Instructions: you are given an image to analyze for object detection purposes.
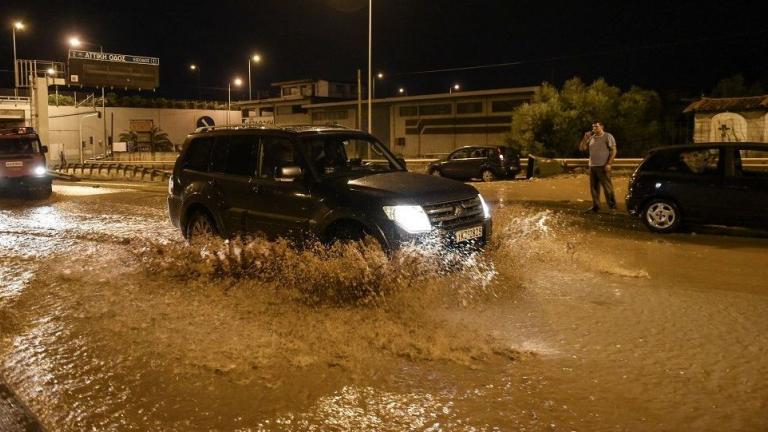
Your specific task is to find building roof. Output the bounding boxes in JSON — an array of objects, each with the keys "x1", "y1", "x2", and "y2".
[
  {"x1": 270, "y1": 78, "x2": 354, "y2": 87},
  {"x1": 303, "y1": 86, "x2": 540, "y2": 109},
  {"x1": 683, "y1": 95, "x2": 768, "y2": 113}
]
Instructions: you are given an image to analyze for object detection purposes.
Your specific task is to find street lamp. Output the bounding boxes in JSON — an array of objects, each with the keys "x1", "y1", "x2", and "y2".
[
  {"x1": 398, "y1": 87, "x2": 407, "y2": 96},
  {"x1": 248, "y1": 53, "x2": 261, "y2": 100},
  {"x1": 190, "y1": 64, "x2": 201, "y2": 99},
  {"x1": 228, "y1": 78, "x2": 243, "y2": 124},
  {"x1": 12, "y1": 21, "x2": 25, "y2": 97},
  {"x1": 450, "y1": 83, "x2": 461, "y2": 94}
]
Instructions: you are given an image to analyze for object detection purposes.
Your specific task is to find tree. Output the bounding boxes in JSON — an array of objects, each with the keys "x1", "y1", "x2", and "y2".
[
  {"x1": 506, "y1": 77, "x2": 663, "y2": 157},
  {"x1": 148, "y1": 126, "x2": 173, "y2": 152},
  {"x1": 118, "y1": 127, "x2": 173, "y2": 153}
]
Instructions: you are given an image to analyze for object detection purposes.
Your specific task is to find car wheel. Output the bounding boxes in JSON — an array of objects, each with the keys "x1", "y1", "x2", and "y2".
[
  {"x1": 642, "y1": 199, "x2": 681, "y2": 233},
  {"x1": 429, "y1": 168, "x2": 442, "y2": 177},
  {"x1": 186, "y1": 210, "x2": 218, "y2": 243},
  {"x1": 481, "y1": 169, "x2": 496, "y2": 182}
]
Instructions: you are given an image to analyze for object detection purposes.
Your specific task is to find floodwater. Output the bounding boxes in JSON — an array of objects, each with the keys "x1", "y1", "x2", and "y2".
[{"x1": 1, "y1": 177, "x2": 767, "y2": 431}]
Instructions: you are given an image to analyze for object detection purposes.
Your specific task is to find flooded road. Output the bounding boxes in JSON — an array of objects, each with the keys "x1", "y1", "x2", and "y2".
[{"x1": 1, "y1": 177, "x2": 767, "y2": 431}]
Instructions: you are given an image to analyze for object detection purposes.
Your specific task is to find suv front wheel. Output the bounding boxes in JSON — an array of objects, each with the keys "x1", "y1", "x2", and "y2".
[
  {"x1": 186, "y1": 210, "x2": 218, "y2": 242},
  {"x1": 642, "y1": 199, "x2": 681, "y2": 233}
]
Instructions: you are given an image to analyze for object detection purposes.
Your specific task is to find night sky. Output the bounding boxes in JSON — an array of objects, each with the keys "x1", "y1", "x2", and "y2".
[{"x1": 2, "y1": 0, "x2": 766, "y2": 100}]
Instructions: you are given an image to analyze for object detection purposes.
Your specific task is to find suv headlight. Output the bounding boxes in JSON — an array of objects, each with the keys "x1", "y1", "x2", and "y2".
[
  {"x1": 33, "y1": 165, "x2": 47, "y2": 176},
  {"x1": 478, "y1": 194, "x2": 490, "y2": 219},
  {"x1": 168, "y1": 175, "x2": 174, "y2": 195},
  {"x1": 383, "y1": 205, "x2": 432, "y2": 233}
]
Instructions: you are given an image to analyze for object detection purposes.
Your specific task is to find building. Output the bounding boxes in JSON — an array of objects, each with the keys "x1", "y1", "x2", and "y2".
[
  {"x1": 240, "y1": 81, "x2": 539, "y2": 157},
  {"x1": 240, "y1": 79, "x2": 357, "y2": 124},
  {"x1": 684, "y1": 95, "x2": 768, "y2": 143}
]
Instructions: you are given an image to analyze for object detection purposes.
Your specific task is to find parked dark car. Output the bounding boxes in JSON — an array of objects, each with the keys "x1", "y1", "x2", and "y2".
[
  {"x1": 427, "y1": 146, "x2": 521, "y2": 182},
  {"x1": 168, "y1": 125, "x2": 492, "y2": 251},
  {"x1": 626, "y1": 142, "x2": 768, "y2": 233}
]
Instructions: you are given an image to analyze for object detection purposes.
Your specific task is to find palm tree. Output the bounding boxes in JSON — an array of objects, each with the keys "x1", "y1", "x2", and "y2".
[
  {"x1": 118, "y1": 127, "x2": 173, "y2": 152},
  {"x1": 149, "y1": 127, "x2": 173, "y2": 152},
  {"x1": 118, "y1": 130, "x2": 139, "y2": 151}
]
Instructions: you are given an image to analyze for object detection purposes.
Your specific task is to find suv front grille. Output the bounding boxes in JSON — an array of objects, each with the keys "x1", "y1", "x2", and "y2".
[{"x1": 423, "y1": 196, "x2": 484, "y2": 231}]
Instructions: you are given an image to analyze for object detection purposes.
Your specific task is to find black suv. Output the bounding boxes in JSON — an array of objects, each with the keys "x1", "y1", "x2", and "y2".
[
  {"x1": 167, "y1": 125, "x2": 492, "y2": 250},
  {"x1": 626, "y1": 142, "x2": 768, "y2": 233},
  {"x1": 427, "y1": 146, "x2": 521, "y2": 182}
]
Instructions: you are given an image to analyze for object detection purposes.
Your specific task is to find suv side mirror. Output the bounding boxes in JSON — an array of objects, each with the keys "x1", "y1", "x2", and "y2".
[
  {"x1": 279, "y1": 166, "x2": 303, "y2": 181},
  {"x1": 41, "y1": 145, "x2": 49, "y2": 153}
]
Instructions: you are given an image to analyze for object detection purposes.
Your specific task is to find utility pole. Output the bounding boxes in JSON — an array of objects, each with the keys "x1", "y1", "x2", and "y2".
[
  {"x1": 367, "y1": 0, "x2": 372, "y2": 133},
  {"x1": 357, "y1": 69, "x2": 362, "y2": 129}
]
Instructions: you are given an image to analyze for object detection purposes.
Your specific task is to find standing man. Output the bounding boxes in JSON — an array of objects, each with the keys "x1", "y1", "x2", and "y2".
[{"x1": 579, "y1": 121, "x2": 617, "y2": 213}]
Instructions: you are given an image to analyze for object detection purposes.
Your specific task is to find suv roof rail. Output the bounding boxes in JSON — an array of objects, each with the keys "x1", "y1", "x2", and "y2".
[
  {"x1": 193, "y1": 122, "x2": 358, "y2": 134},
  {"x1": 193, "y1": 123, "x2": 281, "y2": 134}
]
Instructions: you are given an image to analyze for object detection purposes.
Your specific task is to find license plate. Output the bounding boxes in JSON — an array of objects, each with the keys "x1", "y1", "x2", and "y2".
[
  {"x1": 455, "y1": 226, "x2": 483, "y2": 242},
  {"x1": 5, "y1": 161, "x2": 23, "y2": 167}
]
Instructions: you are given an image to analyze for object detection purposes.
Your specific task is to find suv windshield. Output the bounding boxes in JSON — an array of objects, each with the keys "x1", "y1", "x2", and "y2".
[
  {"x1": 0, "y1": 138, "x2": 40, "y2": 156},
  {"x1": 301, "y1": 134, "x2": 402, "y2": 178}
]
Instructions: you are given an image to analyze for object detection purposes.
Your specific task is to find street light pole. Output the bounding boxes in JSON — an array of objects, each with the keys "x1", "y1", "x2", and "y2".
[
  {"x1": 12, "y1": 21, "x2": 25, "y2": 97},
  {"x1": 71, "y1": 37, "x2": 108, "y2": 155},
  {"x1": 228, "y1": 78, "x2": 243, "y2": 124},
  {"x1": 367, "y1": 0, "x2": 372, "y2": 133},
  {"x1": 248, "y1": 54, "x2": 261, "y2": 101},
  {"x1": 190, "y1": 64, "x2": 201, "y2": 99}
]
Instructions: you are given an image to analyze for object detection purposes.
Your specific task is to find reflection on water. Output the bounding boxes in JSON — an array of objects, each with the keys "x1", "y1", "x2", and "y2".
[{"x1": 1, "y1": 184, "x2": 768, "y2": 431}]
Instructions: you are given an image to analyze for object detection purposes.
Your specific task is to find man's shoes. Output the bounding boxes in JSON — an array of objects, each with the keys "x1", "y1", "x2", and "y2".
[{"x1": 583, "y1": 206, "x2": 600, "y2": 214}]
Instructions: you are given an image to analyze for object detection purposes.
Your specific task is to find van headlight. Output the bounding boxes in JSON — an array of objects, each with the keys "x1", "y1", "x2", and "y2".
[
  {"x1": 478, "y1": 194, "x2": 490, "y2": 219},
  {"x1": 383, "y1": 205, "x2": 432, "y2": 234},
  {"x1": 33, "y1": 165, "x2": 47, "y2": 177}
]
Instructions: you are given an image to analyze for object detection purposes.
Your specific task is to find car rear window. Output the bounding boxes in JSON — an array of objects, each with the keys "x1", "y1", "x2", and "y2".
[{"x1": 642, "y1": 148, "x2": 721, "y2": 175}]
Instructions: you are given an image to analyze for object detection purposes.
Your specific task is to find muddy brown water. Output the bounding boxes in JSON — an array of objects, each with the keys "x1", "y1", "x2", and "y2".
[{"x1": 1, "y1": 179, "x2": 767, "y2": 431}]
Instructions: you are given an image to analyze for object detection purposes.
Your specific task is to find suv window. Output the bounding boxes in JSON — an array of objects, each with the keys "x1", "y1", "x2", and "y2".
[
  {"x1": 302, "y1": 134, "x2": 398, "y2": 178},
  {"x1": 260, "y1": 137, "x2": 295, "y2": 179},
  {"x1": 736, "y1": 149, "x2": 768, "y2": 177},
  {"x1": 225, "y1": 135, "x2": 258, "y2": 176},
  {"x1": 184, "y1": 137, "x2": 214, "y2": 171}
]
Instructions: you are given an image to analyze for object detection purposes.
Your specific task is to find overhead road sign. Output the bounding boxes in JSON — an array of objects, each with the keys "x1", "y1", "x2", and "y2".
[{"x1": 67, "y1": 49, "x2": 160, "y2": 90}]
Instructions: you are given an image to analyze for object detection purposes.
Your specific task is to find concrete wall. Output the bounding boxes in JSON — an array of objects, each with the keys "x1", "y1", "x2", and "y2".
[{"x1": 46, "y1": 106, "x2": 240, "y2": 163}]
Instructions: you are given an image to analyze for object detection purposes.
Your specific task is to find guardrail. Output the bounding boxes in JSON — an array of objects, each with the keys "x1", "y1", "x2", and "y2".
[
  {"x1": 52, "y1": 162, "x2": 171, "y2": 182},
  {"x1": 57, "y1": 157, "x2": 767, "y2": 183}
]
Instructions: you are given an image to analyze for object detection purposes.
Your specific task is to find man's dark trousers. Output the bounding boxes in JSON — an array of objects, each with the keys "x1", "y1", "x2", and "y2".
[{"x1": 589, "y1": 166, "x2": 616, "y2": 209}]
